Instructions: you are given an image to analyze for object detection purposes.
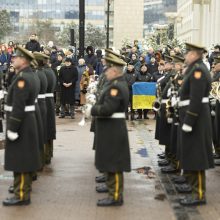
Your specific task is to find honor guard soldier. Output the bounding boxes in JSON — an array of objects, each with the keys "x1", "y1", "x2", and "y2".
[
  {"x1": 43, "y1": 56, "x2": 56, "y2": 165},
  {"x1": 159, "y1": 56, "x2": 180, "y2": 174},
  {"x1": 156, "y1": 55, "x2": 174, "y2": 168},
  {"x1": 178, "y1": 43, "x2": 214, "y2": 206},
  {"x1": 93, "y1": 74, "x2": 109, "y2": 184},
  {"x1": 155, "y1": 55, "x2": 173, "y2": 144},
  {"x1": 3, "y1": 46, "x2": 41, "y2": 206},
  {"x1": 166, "y1": 55, "x2": 185, "y2": 174},
  {"x1": 33, "y1": 52, "x2": 49, "y2": 168},
  {"x1": 90, "y1": 52, "x2": 131, "y2": 206},
  {"x1": 167, "y1": 56, "x2": 193, "y2": 192},
  {"x1": 30, "y1": 59, "x2": 43, "y2": 177},
  {"x1": 94, "y1": 49, "x2": 120, "y2": 185}
]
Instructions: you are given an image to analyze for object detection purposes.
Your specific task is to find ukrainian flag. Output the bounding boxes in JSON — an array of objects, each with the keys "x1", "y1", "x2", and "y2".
[{"x1": 132, "y1": 82, "x2": 156, "y2": 109}]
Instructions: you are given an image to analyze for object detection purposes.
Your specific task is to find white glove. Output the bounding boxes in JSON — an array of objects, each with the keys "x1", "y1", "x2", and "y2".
[
  {"x1": 167, "y1": 88, "x2": 171, "y2": 97},
  {"x1": 7, "y1": 130, "x2": 19, "y2": 141},
  {"x1": 171, "y1": 96, "x2": 178, "y2": 107},
  {"x1": 0, "y1": 90, "x2": 4, "y2": 99},
  {"x1": 84, "y1": 104, "x2": 92, "y2": 119},
  {"x1": 167, "y1": 117, "x2": 173, "y2": 124},
  {"x1": 182, "y1": 124, "x2": 192, "y2": 133},
  {"x1": 211, "y1": 110, "x2": 216, "y2": 116}
]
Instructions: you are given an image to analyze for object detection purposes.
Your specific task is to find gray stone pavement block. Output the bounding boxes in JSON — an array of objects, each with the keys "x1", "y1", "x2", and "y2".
[{"x1": 0, "y1": 116, "x2": 217, "y2": 220}]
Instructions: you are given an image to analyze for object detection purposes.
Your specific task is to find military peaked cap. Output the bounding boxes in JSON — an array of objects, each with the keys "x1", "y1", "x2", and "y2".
[
  {"x1": 185, "y1": 43, "x2": 206, "y2": 52},
  {"x1": 104, "y1": 51, "x2": 127, "y2": 67},
  {"x1": 13, "y1": 45, "x2": 35, "y2": 61},
  {"x1": 33, "y1": 52, "x2": 49, "y2": 61},
  {"x1": 172, "y1": 55, "x2": 185, "y2": 64}
]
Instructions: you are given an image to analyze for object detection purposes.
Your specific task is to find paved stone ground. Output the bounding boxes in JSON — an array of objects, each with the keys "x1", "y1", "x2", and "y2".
[{"x1": 0, "y1": 114, "x2": 219, "y2": 220}]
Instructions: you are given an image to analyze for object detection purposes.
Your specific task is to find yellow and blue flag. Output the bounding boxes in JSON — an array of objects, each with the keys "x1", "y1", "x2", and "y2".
[{"x1": 132, "y1": 82, "x2": 156, "y2": 109}]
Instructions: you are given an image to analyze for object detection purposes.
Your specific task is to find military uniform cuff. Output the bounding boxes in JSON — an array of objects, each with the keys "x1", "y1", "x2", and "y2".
[
  {"x1": 8, "y1": 117, "x2": 21, "y2": 132},
  {"x1": 91, "y1": 105, "x2": 101, "y2": 116},
  {"x1": 184, "y1": 111, "x2": 198, "y2": 127}
]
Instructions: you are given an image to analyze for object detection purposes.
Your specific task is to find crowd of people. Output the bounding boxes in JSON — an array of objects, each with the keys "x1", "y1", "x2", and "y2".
[{"x1": 1, "y1": 34, "x2": 220, "y2": 122}]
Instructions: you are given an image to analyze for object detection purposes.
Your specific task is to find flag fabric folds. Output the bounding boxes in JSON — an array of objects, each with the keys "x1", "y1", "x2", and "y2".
[{"x1": 132, "y1": 82, "x2": 156, "y2": 109}]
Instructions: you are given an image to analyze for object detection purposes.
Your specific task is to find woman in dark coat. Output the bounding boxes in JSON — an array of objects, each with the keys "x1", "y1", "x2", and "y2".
[
  {"x1": 130, "y1": 53, "x2": 141, "y2": 72},
  {"x1": 84, "y1": 46, "x2": 97, "y2": 69},
  {"x1": 59, "y1": 57, "x2": 78, "y2": 118}
]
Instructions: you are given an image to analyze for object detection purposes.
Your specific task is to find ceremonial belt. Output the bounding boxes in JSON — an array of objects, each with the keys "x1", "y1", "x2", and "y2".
[
  {"x1": 38, "y1": 94, "x2": 46, "y2": 99},
  {"x1": 45, "y1": 93, "x2": 54, "y2": 98},
  {"x1": 97, "y1": 113, "x2": 126, "y2": 119},
  {"x1": 178, "y1": 97, "x2": 209, "y2": 107},
  {"x1": 161, "y1": 99, "x2": 169, "y2": 104},
  {"x1": 4, "y1": 105, "x2": 36, "y2": 112}
]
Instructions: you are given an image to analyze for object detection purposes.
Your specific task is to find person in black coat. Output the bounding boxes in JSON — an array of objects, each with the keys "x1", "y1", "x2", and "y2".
[
  {"x1": 84, "y1": 46, "x2": 97, "y2": 69},
  {"x1": 96, "y1": 49, "x2": 102, "y2": 63},
  {"x1": 147, "y1": 57, "x2": 159, "y2": 75},
  {"x1": 50, "y1": 46, "x2": 58, "y2": 68},
  {"x1": 95, "y1": 56, "x2": 106, "y2": 76},
  {"x1": 208, "y1": 45, "x2": 220, "y2": 67},
  {"x1": 136, "y1": 64, "x2": 152, "y2": 119},
  {"x1": 139, "y1": 54, "x2": 146, "y2": 65},
  {"x1": 130, "y1": 53, "x2": 141, "y2": 72},
  {"x1": 25, "y1": 34, "x2": 41, "y2": 52},
  {"x1": 152, "y1": 62, "x2": 165, "y2": 82},
  {"x1": 59, "y1": 58, "x2": 78, "y2": 119},
  {"x1": 51, "y1": 53, "x2": 64, "y2": 115},
  {"x1": 66, "y1": 48, "x2": 78, "y2": 66},
  {"x1": 95, "y1": 50, "x2": 103, "y2": 75},
  {"x1": 124, "y1": 63, "x2": 138, "y2": 120}
]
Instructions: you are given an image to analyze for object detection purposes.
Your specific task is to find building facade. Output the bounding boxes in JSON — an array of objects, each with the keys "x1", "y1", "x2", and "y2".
[
  {"x1": 176, "y1": 0, "x2": 220, "y2": 48},
  {"x1": 0, "y1": 0, "x2": 105, "y2": 33},
  {"x1": 144, "y1": 0, "x2": 177, "y2": 34},
  {"x1": 1, "y1": 0, "x2": 146, "y2": 49},
  {"x1": 107, "y1": 0, "x2": 144, "y2": 49}
]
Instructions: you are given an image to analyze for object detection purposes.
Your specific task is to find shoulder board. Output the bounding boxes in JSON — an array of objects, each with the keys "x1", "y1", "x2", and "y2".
[
  {"x1": 194, "y1": 71, "x2": 202, "y2": 79},
  {"x1": 17, "y1": 79, "x2": 25, "y2": 89},
  {"x1": 110, "y1": 88, "x2": 118, "y2": 97}
]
